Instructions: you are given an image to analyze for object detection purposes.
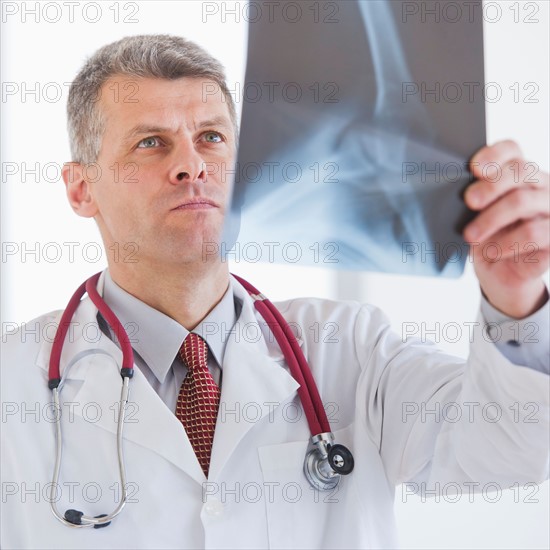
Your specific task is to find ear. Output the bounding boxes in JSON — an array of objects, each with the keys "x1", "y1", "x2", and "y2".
[{"x1": 62, "y1": 162, "x2": 98, "y2": 218}]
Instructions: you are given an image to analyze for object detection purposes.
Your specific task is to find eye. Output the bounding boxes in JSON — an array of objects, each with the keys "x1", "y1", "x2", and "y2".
[
  {"x1": 137, "y1": 136, "x2": 162, "y2": 148},
  {"x1": 202, "y1": 131, "x2": 223, "y2": 143}
]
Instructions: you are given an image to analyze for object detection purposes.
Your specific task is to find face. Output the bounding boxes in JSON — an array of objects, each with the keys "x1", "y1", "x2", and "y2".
[{"x1": 80, "y1": 76, "x2": 236, "y2": 268}]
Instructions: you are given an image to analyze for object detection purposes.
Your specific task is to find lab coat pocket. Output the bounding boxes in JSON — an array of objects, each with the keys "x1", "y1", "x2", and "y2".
[{"x1": 258, "y1": 424, "x2": 368, "y2": 550}]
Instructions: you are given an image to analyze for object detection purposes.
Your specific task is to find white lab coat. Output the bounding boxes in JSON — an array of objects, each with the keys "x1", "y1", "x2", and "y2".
[{"x1": 1, "y1": 271, "x2": 548, "y2": 549}]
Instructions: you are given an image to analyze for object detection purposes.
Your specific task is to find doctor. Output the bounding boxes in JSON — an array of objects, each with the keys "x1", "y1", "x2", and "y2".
[{"x1": 1, "y1": 34, "x2": 549, "y2": 549}]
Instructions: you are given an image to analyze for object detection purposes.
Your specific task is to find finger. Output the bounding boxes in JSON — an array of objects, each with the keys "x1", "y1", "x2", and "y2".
[
  {"x1": 464, "y1": 187, "x2": 549, "y2": 242},
  {"x1": 470, "y1": 140, "x2": 523, "y2": 179},
  {"x1": 481, "y1": 218, "x2": 550, "y2": 260},
  {"x1": 465, "y1": 158, "x2": 545, "y2": 210}
]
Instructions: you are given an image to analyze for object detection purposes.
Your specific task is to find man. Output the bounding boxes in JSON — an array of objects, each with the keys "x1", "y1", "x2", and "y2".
[{"x1": 1, "y1": 34, "x2": 548, "y2": 549}]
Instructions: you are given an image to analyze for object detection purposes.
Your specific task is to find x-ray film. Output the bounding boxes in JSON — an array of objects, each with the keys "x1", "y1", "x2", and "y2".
[{"x1": 224, "y1": 0, "x2": 486, "y2": 276}]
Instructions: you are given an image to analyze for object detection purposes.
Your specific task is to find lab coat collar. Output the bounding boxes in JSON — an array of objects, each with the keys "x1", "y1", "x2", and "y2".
[{"x1": 35, "y1": 270, "x2": 302, "y2": 485}]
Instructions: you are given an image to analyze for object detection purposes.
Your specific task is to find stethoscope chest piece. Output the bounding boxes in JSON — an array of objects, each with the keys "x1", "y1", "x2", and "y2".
[
  {"x1": 303, "y1": 433, "x2": 354, "y2": 491},
  {"x1": 327, "y1": 444, "x2": 355, "y2": 475}
]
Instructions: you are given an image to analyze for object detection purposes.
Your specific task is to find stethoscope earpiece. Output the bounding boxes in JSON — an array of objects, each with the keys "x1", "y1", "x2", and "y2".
[
  {"x1": 64, "y1": 509, "x2": 112, "y2": 529},
  {"x1": 64, "y1": 509, "x2": 83, "y2": 525}
]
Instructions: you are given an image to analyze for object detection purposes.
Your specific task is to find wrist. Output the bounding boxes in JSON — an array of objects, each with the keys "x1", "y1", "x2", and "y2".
[{"x1": 481, "y1": 279, "x2": 548, "y2": 319}]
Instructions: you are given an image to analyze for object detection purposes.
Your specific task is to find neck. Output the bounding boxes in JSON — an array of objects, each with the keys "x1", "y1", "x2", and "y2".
[{"x1": 108, "y1": 260, "x2": 230, "y2": 330}]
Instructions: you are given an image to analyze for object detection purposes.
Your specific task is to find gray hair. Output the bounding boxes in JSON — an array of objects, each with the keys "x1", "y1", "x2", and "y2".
[{"x1": 67, "y1": 34, "x2": 237, "y2": 165}]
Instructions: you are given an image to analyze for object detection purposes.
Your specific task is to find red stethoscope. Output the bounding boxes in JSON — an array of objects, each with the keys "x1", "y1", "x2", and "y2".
[{"x1": 48, "y1": 271, "x2": 354, "y2": 528}]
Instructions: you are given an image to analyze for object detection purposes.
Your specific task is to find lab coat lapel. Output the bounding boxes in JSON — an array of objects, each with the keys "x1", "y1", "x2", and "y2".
[
  {"x1": 208, "y1": 279, "x2": 301, "y2": 481},
  {"x1": 35, "y1": 271, "x2": 206, "y2": 485},
  {"x1": 69, "y1": 344, "x2": 206, "y2": 485}
]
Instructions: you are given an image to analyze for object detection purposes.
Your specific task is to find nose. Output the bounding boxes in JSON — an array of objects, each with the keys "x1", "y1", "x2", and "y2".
[{"x1": 169, "y1": 140, "x2": 208, "y2": 185}]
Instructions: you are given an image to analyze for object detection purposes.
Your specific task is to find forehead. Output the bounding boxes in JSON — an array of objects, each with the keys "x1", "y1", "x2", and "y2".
[{"x1": 98, "y1": 76, "x2": 232, "y2": 130}]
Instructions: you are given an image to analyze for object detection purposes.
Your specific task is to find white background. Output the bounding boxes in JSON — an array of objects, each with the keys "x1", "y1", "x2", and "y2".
[{"x1": 1, "y1": 1, "x2": 548, "y2": 548}]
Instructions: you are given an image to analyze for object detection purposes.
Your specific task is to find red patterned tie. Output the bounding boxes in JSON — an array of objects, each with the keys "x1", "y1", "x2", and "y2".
[{"x1": 175, "y1": 333, "x2": 220, "y2": 477}]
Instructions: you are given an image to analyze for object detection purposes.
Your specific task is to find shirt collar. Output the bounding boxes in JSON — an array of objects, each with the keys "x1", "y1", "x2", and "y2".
[{"x1": 101, "y1": 269, "x2": 237, "y2": 384}]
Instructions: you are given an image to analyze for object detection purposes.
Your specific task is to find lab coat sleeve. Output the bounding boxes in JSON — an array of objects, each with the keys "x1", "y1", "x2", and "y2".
[{"x1": 358, "y1": 303, "x2": 550, "y2": 491}]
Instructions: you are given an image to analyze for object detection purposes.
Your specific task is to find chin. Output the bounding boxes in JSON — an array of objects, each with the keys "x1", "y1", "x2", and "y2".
[
  {"x1": 145, "y1": 225, "x2": 223, "y2": 261},
  {"x1": 158, "y1": 240, "x2": 222, "y2": 266}
]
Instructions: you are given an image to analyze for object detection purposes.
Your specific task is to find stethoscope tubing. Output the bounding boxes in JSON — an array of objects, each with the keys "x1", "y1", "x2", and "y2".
[
  {"x1": 48, "y1": 272, "x2": 135, "y2": 527},
  {"x1": 231, "y1": 274, "x2": 331, "y2": 435},
  {"x1": 86, "y1": 273, "x2": 135, "y2": 372},
  {"x1": 49, "y1": 378, "x2": 131, "y2": 527},
  {"x1": 49, "y1": 273, "x2": 135, "y2": 385}
]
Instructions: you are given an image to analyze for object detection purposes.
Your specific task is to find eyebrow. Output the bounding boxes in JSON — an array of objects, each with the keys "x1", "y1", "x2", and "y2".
[
  {"x1": 122, "y1": 117, "x2": 233, "y2": 143},
  {"x1": 197, "y1": 116, "x2": 233, "y2": 131}
]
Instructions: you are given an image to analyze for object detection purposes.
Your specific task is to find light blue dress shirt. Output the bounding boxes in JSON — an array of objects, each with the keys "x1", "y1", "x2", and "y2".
[{"x1": 480, "y1": 291, "x2": 549, "y2": 375}]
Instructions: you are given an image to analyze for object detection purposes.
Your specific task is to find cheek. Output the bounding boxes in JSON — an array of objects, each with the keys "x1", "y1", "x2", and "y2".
[
  {"x1": 92, "y1": 177, "x2": 142, "y2": 231},
  {"x1": 96, "y1": 161, "x2": 155, "y2": 203}
]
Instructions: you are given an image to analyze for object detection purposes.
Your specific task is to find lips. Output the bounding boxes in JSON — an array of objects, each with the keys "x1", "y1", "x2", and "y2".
[{"x1": 171, "y1": 198, "x2": 219, "y2": 210}]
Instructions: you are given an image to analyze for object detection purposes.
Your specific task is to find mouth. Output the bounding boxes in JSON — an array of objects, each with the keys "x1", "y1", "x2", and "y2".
[{"x1": 171, "y1": 198, "x2": 219, "y2": 211}]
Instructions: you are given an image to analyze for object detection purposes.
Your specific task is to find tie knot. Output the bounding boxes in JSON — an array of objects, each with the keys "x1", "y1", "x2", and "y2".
[{"x1": 179, "y1": 333, "x2": 208, "y2": 373}]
